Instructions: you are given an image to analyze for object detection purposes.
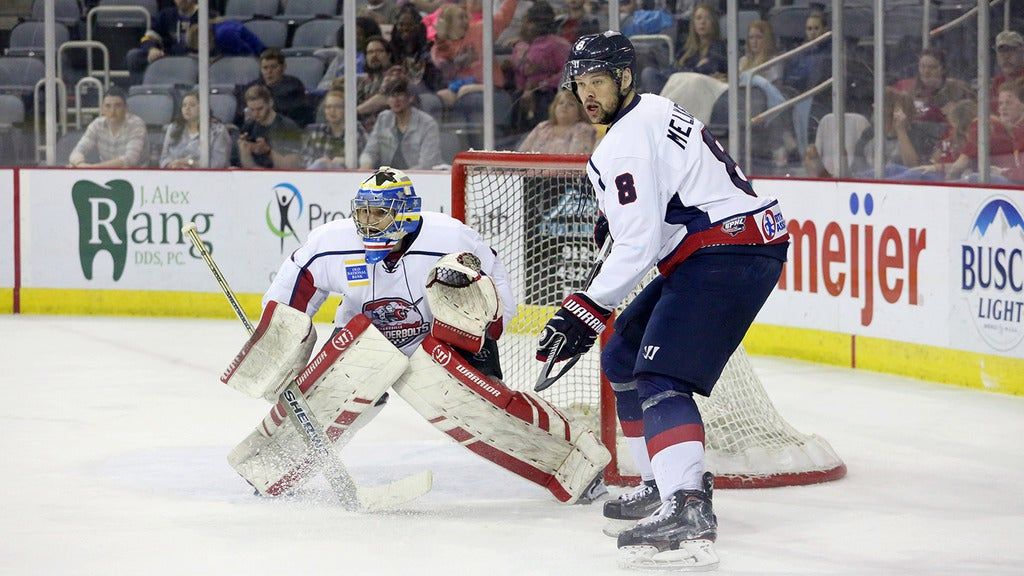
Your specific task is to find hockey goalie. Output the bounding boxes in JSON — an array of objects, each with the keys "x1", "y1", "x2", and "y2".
[{"x1": 220, "y1": 167, "x2": 609, "y2": 505}]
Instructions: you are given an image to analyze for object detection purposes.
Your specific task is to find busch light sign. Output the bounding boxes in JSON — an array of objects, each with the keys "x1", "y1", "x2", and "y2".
[{"x1": 960, "y1": 196, "x2": 1024, "y2": 351}]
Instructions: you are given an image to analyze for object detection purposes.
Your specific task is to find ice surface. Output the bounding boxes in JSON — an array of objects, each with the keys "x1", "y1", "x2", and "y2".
[{"x1": 1, "y1": 315, "x2": 1022, "y2": 575}]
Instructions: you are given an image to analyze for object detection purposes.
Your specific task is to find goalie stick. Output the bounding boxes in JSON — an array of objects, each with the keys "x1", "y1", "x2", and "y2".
[
  {"x1": 182, "y1": 223, "x2": 432, "y2": 512},
  {"x1": 535, "y1": 238, "x2": 613, "y2": 392}
]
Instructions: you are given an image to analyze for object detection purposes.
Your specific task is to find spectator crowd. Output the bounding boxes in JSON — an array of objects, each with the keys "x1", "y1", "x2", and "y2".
[{"x1": 0, "y1": 0, "x2": 1021, "y2": 183}]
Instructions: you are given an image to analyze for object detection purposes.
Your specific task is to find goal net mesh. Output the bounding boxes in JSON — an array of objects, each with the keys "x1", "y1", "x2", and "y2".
[{"x1": 454, "y1": 152, "x2": 845, "y2": 488}]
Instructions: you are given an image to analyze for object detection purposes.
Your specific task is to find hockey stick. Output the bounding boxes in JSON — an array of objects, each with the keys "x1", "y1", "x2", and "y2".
[
  {"x1": 182, "y1": 223, "x2": 432, "y2": 512},
  {"x1": 535, "y1": 238, "x2": 613, "y2": 392}
]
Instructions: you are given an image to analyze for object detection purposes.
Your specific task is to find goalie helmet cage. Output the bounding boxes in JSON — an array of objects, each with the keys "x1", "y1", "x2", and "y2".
[{"x1": 451, "y1": 151, "x2": 846, "y2": 489}]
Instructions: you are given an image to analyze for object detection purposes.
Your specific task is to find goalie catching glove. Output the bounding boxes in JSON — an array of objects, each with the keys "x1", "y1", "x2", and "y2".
[
  {"x1": 425, "y1": 252, "x2": 502, "y2": 353},
  {"x1": 536, "y1": 292, "x2": 612, "y2": 362}
]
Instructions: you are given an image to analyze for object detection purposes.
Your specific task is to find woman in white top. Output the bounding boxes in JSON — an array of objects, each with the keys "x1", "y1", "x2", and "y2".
[{"x1": 159, "y1": 91, "x2": 231, "y2": 169}]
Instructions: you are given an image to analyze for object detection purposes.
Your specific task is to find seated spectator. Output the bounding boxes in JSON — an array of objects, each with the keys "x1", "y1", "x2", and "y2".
[
  {"x1": 892, "y1": 49, "x2": 974, "y2": 125},
  {"x1": 68, "y1": 89, "x2": 147, "y2": 168},
  {"x1": 360, "y1": 78, "x2": 443, "y2": 169},
  {"x1": 301, "y1": 89, "x2": 367, "y2": 170},
  {"x1": 901, "y1": 99, "x2": 978, "y2": 181},
  {"x1": 620, "y1": 0, "x2": 674, "y2": 38},
  {"x1": 740, "y1": 20, "x2": 781, "y2": 85},
  {"x1": 159, "y1": 91, "x2": 231, "y2": 169},
  {"x1": 517, "y1": 89, "x2": 596, "y2": 154},
  {"x1": 802, "y1": 144, "x2": 831, "y2": 178},
  {"x1": 390, "y1": 4, "x2": 444, "y2": 94},
  {"x1": 508, "y1": 1, "x2": 570, "y2": 131},
  {"x1": 360, "y1": 0, "x2": 400, "y2": 26},
  {"x1": 318, "y1": 17, "x2": 382, "y2": 90},
  {"x1": 126, "y1": 0, "x2": 202, "y2": 81},
  {"x1": 355, "y1": 36, "x2": 397, "y2": 127},
  {"x1": 991, "y1": 31, "x2": 1024, "y2": 110},
  {"x1": 237, "y1": 85, "x2": 302, "y2": 169},
  {"x1": 246, "y1": 49, "x2": 308, "y2": 126},
  {"x1": 187, "y1": 18, "x2": 266, "y2": 58},
  {"x1": 941, "y1": 78, "x2": 1024, "y2": 183},
  {"x1": 556, "y1": 0, "x2": 600, "y2": 44},
  {"x1": 852, "y1": 88, "x2": 920, "y2": 176},
  {"x1": 640, "y1": 2, "x2": 726, "y2": 95},
  {"x1": 432, "y1": 0, "x2": 518, "y2": 109}
]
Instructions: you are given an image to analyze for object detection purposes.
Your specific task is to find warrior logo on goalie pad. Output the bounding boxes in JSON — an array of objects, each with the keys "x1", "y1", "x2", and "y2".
[{"x1": 362, "y1": 297, "x2": 428, "y2": 348}]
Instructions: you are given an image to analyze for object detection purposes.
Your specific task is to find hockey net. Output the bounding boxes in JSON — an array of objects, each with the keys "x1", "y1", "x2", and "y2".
[{"x1": 451, "y1": 151, "x2": 846, "y2": 488}]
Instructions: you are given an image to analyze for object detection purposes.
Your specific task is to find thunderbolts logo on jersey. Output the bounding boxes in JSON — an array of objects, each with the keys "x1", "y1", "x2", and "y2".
[{"x1": 362, "y1": 298, "x2": 429, "y2": 348}]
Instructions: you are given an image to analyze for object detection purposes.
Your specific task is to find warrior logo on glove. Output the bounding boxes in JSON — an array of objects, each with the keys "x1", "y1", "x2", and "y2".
[{"x1": 536, "y1": 292, "x2": 612, "y2": 362}]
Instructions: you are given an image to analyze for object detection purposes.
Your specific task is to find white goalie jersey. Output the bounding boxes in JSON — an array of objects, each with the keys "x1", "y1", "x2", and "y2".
[{"x1": 264, "y1": 212, "x2": 516, "y2": 356}]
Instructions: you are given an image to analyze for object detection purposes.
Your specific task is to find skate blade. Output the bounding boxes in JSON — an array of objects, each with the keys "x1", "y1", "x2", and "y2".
[
  {"x1": 602, "y1": 518, "x2": 637, "y2": 537},
  {"x1": 618, "y1": 540, "x2": 719, "y2": 572}
]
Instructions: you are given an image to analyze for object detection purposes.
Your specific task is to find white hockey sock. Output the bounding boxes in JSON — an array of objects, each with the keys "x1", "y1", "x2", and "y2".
[
  {"x1": 650, "y1": 441, "x2": 705, "y2": 498},
  {"x1": 625, "y1": 435, "x2": 655, "y2": 482}
]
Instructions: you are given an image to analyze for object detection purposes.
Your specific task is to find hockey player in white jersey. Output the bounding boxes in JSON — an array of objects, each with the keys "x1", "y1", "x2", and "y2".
[
  {"x1": 539, "y1": 32, "x2": 791, "y2": 569},
  {"x1": 223, "y1": 167, "x2": 609, "y2": 505}
]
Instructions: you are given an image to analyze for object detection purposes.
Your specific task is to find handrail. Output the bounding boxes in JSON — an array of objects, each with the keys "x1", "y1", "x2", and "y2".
[
  {"x1": 743, "y1": 31, "x2": 834, "y2": 173},
  {"x1": 58, "y1": 40, "x2": 111, "y2": 91},
  {"x1": 86, "y1": 6, "x2": 152, "y2": 78},
  {"x1": 33, "y1": 78, "x2": 67, "y2": 164},
  {"x1": 929, "y1": 0, "x2": 1007, "y2": 40},
  {"x1": 73, "y1": 77, "x2": 105, "y2": 130}
]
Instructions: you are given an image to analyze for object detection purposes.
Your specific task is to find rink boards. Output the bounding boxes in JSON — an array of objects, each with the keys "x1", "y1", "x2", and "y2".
[{"x1": 0, "y1": 168, "x2": 1021, "y2": 394}]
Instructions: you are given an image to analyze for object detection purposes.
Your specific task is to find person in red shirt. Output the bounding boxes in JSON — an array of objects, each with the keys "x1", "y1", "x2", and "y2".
[
  {"x1": 946, "y1": 78, "x2": 1024, "y2": 183},
  {"x1": 991, "y1": 31, "x2": 1024, "y2": 109}
]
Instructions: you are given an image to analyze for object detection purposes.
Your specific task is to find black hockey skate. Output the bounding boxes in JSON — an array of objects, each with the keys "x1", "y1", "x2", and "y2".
[
  {"x1": 616, "y1": 472, "x2": 719, "y2": 571},
  {"x1": 602, "y1": 479, "x2": 661, "y2": 537}
]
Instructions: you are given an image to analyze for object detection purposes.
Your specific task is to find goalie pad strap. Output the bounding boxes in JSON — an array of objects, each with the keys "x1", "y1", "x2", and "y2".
[{"x1": 229, "y1": 317, "x2": 409, "y2": 496}]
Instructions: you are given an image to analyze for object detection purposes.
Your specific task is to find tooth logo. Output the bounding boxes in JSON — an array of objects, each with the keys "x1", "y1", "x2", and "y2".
[{"x1": 72, "y1": 180, "x2": 135, "y2": 280}]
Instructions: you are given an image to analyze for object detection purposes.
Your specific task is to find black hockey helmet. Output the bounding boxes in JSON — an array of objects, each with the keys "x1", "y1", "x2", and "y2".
[{"x1": 561, "y1": 31, "x2": 637, "y2": 94}]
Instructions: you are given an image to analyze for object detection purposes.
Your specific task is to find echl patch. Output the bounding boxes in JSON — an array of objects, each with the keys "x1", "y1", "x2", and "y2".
[{"x1": 721, "y1": 216, "x2": 746, "y2": 237}]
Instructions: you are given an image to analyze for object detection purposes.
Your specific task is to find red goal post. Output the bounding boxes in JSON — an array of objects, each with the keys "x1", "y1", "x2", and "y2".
[{"x1": 451, "y1": 151, "x2": 846, "y2": 489}]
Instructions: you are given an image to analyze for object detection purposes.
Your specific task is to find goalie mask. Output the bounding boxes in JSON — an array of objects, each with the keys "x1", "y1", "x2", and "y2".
[{"x1": 352, "y1": 167, "x2": 422, "y2": 264}]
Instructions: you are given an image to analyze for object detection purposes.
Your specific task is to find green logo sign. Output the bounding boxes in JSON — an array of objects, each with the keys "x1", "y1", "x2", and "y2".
[{"x1": 72, "y1": 179, "x2": 134, "y2": 280}]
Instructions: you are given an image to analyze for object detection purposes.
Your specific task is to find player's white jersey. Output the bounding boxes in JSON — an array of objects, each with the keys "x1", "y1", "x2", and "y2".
[
  {"x1": 264, "y1": 212, "x2": 515, "y2": 356},
  {"x1": 585, "y1": 93, "x2": 789, "y2": 307}
]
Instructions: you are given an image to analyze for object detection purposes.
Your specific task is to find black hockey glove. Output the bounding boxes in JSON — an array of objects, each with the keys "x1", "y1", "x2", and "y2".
[
  {"x1": 536, "y1": 293, "x2": 612, "y2": 362},
  {"x1": 593, "y1": 212, "x2": 610, "y2": 249}
]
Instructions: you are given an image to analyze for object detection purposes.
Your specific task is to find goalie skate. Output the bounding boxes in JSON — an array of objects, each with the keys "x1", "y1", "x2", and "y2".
[
  {"x1": 602, "y1": 479, "x2": 660, "y2": 537},
  {"x1": 617, "y1": 472, "x2": 719, "y2": 571}
]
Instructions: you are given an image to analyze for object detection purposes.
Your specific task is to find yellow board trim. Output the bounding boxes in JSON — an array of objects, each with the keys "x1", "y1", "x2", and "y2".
[
  {"x1": 14, "y1": 289, "x2": 1024, "y2": 396},
  {"x1": 19, "y1": 288, "x2": 342, "y2": 324},
  {"x1": 0, "y1": 288, "x2": 12, "y2": 314},
  {"x1": 743, "y1": 324, "x2": 1024, "y2": 396}
]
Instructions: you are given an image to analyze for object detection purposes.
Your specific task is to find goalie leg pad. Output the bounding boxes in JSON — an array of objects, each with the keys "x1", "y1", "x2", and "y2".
[
  {"x1": 393, "y1": 336, "x2": 610, "y2": 503},
  {"x1": 229, "y1": 316, "x2": 409, "y2": 496},
  {"x1": 221, "y1": 300, "x2": 317, "y2": 401}
]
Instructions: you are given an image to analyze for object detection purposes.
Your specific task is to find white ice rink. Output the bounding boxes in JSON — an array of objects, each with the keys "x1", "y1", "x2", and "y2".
[{"x1": 2, "y1": 314, "x2": 1022, "y2": 575}]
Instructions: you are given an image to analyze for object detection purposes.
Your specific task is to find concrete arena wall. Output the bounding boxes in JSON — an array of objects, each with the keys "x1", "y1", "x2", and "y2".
[{"x1": 3, "y1": 168, "x2": 1021, "y2": 395}]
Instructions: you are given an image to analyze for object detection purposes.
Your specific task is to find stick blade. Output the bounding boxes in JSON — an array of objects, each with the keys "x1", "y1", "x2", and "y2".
[{"x1": 357, "y1": 470, "x2": 434, "y2": 512}]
